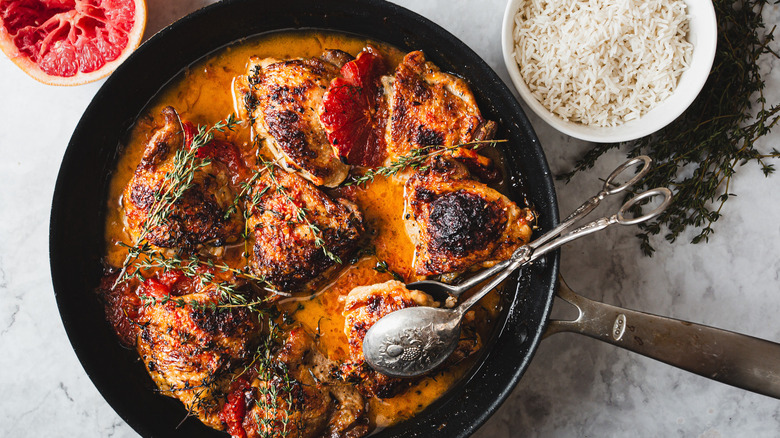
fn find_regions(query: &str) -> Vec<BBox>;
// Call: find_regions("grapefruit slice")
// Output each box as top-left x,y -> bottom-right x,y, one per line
0,0 -> 147,86
320,47 -> 387,167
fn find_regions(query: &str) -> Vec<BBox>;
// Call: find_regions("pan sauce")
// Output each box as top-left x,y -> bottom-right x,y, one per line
103,31 -> 506,433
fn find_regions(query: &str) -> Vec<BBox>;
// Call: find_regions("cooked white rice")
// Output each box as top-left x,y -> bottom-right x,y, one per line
512,0 -> 693,127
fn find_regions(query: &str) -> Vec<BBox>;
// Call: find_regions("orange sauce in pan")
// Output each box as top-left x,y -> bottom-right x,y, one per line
103,31 -> 504,431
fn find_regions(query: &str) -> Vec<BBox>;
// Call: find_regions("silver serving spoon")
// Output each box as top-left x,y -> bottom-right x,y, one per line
362,156 -> 673,378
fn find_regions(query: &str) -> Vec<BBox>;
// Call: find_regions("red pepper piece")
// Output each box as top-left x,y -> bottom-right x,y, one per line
140,277 -> 170,299
196,139 -> 247,184
181,120 -> 247,184
157,269 -> 184,287
219,378 -> 250,438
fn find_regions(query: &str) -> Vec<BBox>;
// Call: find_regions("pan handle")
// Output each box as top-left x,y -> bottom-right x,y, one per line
544,275 -> 780,399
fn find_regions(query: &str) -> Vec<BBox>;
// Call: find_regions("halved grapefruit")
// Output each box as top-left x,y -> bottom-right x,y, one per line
0,0 -> 147,86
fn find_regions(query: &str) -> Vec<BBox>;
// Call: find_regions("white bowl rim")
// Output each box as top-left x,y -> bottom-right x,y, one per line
501,0 -> 718,143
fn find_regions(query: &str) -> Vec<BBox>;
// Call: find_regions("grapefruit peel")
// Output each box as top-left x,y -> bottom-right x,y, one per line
0,0 -> 147,86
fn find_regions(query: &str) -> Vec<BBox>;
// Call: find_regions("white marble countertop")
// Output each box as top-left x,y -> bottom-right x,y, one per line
2,0 -> 779,436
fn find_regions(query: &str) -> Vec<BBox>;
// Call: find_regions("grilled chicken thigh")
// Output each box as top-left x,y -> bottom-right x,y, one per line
340,280 -> 434,398
135,285 -> 261,429
240,328 -> 369,438
122,106 -> 242,252
246,166 -> 364,292
404,156 -> 535,277
238,54 -> 350,187
382,51 -> 497,163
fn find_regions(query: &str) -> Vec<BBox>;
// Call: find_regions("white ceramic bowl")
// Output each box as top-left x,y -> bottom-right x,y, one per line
501,0 -> 717,143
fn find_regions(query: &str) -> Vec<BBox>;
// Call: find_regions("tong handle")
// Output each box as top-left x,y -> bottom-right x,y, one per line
529,188 -> 672,262
535,156 -> 652,249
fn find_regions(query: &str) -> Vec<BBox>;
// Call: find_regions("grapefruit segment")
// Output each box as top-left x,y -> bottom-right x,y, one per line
0,0 -> 146,85
320,47 -> 388,167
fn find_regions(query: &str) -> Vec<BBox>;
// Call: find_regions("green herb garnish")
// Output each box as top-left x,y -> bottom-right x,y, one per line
343,140 -> 506,187
560,0 -> 780,255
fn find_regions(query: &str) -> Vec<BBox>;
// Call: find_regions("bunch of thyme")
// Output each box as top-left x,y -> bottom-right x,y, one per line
560,0 -> 780,255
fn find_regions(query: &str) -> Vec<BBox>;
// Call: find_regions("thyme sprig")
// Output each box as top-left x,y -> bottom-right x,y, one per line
116,114 -> 242,285
239,160 -> 275,261
241,319 -> 300,436
223,157 -> 271,221
259,159 -> 343,264
132,248 -> 288,306
342,139 -> 506,187
559,0 -> 780,255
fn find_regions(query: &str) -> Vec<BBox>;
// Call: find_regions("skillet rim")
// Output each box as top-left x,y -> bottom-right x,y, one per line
49,0 -> 560,436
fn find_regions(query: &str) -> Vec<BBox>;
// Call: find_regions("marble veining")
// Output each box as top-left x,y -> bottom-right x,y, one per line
1,0 -> 779,437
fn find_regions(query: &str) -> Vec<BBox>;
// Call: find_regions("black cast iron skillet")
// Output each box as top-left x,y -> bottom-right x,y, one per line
49,0 -> 559,436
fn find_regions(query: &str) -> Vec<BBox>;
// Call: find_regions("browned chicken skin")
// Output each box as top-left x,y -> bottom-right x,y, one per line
122,106 -> 242,251
246,166 -> 364,292
136,288 -> 261,429
340,280 -> 483,399
241,328 -> 369,438
104,45 -> 525,438
340,280 -> 434,398
404,156 -> 535,277
239,54 -> 350,187
382,51 -> 497,164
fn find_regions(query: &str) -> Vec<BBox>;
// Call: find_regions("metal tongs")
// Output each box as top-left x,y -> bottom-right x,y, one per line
407,155 -> 671,301
363,156 -> 673,377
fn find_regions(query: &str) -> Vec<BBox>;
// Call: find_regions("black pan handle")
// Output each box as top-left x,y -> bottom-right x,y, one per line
544,275 -> 780,399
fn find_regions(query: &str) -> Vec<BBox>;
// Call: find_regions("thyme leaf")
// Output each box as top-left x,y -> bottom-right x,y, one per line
342,140 -> 506,187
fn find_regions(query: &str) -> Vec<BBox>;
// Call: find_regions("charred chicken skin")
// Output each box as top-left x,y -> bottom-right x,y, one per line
122,106 -> 243,252
340,280 -> 482,398
382,51 -> 497,165
134,275 -> 262,430
404,156 -> 535,277
238,53 -> 351,187
225,328 -> 369,438
246,167 -> 364,292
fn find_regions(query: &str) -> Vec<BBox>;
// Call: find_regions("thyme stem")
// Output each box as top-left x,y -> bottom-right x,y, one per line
559,0 -> 780,255
342,140 -> 506,187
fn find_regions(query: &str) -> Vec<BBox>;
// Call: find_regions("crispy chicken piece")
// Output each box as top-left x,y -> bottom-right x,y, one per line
340,280 -> 434,398
340,280 -> 483,398
135,285 -> 261,430
382,51 -> 497,165
238,328 -> 369,438
404,156 -> 535,277
246,167 -> 364,292
122,106 -> 242,251
238,54 -> 350,187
